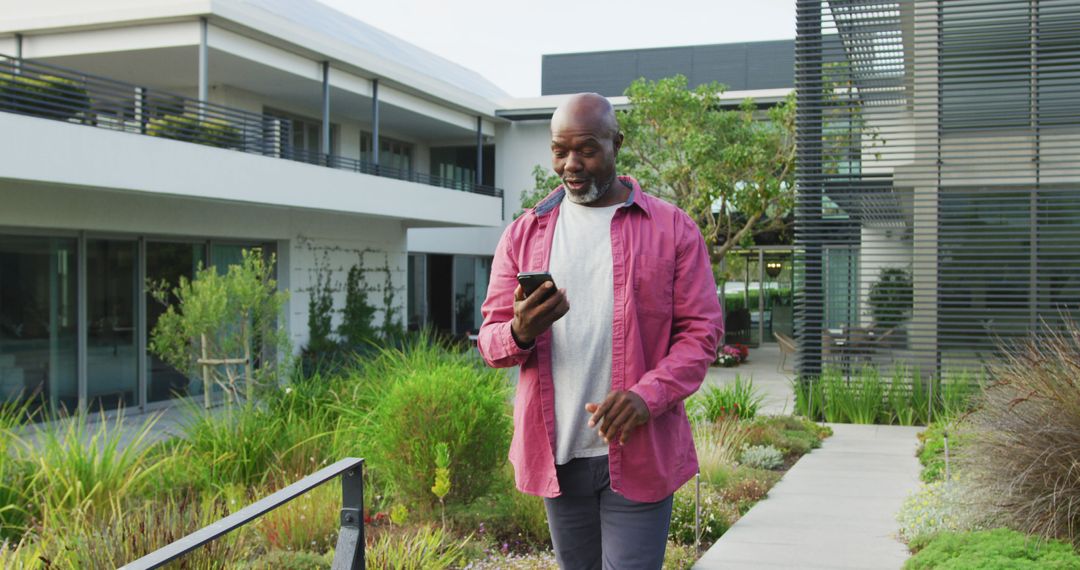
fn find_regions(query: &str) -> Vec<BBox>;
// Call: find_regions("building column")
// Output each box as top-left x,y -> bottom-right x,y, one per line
371,78 -> 380,168
475,116 -> 483,186
198,18 -> 208,120
321,61 -> 331,163
795,0 -> 825,377
13,32 -> 22,74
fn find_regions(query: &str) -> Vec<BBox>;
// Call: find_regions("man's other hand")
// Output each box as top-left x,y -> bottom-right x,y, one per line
511,282 -> 569,347
586,390 -> 650,445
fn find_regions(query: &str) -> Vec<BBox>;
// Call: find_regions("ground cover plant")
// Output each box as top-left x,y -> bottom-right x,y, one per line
904,528 -> 1080,569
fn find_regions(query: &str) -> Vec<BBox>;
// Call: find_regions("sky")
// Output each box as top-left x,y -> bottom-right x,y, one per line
318,0 -> 796,98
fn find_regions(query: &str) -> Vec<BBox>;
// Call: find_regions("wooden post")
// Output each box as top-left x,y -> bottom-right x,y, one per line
201,333 -> 211,410
243,319 -> 253,403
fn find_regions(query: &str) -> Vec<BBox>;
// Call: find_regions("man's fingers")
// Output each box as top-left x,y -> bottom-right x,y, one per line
513,284 -> 525,302
603,405 -> 636,443
589,391 -> 616,428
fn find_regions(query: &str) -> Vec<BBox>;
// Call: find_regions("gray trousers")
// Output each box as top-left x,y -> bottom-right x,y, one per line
543,456 -> 674,570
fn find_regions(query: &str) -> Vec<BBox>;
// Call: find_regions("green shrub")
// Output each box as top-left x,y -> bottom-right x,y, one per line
0,72 -> 90,121
669,481 -> 735,547
739,444 -> 784,470
695,375 -> 763,421
904,528 -> 1080,569
448,464 -> 550,550
346,337 -> 511,506
147,112 -> 242,148
917,421 -> 970,484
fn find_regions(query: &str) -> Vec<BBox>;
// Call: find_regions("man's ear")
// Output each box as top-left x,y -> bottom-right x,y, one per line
613,131 -> 624,155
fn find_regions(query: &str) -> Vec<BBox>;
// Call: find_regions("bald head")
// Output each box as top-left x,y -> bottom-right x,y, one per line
549,93 -> 626,206
551,93 -> 620,139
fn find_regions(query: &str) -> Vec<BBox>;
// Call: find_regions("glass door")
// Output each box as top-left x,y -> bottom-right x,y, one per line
86,238 -> 138,412
146,241 -> 207,404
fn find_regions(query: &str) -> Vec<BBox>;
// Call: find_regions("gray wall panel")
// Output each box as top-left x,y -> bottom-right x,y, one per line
542,40 -> 795,96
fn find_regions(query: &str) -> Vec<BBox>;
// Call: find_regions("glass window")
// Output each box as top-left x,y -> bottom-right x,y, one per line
360,132 -> 413,171
0,235 -> 77,414
453,256 -> 477,335
146,242 -> 206,403
86,239 -> 138,412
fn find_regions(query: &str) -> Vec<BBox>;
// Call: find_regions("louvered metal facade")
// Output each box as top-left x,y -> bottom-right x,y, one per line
795,0 -> 1080,378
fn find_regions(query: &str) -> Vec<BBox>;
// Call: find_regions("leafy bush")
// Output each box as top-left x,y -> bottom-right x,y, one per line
739,444 -> 784,470
669,481 -> 735,547
961,319 -> 1080,549
917,421 -> 969,484
695,375 -> 763,421
867,267 -> 913,330
904,528 -> 1080,569
740,415 -> 828,459
345,337 -> 511,506
147,112 -> 242,148
897,477 -> 990,545
449,465 -> 550,551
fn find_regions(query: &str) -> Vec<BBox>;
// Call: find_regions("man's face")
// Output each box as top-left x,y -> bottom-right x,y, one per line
550,112 -> 622,205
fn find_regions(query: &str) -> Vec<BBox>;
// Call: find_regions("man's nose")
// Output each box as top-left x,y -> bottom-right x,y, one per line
565,152 -> 583,172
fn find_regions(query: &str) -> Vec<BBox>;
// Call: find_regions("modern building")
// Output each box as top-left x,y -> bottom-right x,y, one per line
794,0 -> 1080,378
0,0 -> 512,414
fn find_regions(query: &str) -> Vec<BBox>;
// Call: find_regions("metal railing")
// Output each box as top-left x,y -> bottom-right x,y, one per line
0,54 -> 503,199
119,457 -> 365,570
284,147 -> 504,197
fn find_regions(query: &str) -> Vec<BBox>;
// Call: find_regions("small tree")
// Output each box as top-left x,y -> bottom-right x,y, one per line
618,75 -> 796,261
149,249 -> 290,407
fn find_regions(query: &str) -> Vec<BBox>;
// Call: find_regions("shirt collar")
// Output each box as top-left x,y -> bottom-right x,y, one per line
533,176 -> 651,218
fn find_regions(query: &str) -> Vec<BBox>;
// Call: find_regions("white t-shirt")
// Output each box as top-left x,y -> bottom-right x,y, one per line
548,196 -> 621,464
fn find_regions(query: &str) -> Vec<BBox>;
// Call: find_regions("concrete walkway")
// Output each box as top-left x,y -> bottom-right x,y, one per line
694,423 -> 923,570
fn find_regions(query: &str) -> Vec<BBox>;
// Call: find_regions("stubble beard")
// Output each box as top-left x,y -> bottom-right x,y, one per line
565,175 -> 615,205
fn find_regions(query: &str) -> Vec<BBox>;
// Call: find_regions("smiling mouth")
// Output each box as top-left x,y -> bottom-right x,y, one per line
564,179 -> 589,189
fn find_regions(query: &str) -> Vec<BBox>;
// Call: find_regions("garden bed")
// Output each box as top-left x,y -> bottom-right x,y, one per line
0,340 -> 828,569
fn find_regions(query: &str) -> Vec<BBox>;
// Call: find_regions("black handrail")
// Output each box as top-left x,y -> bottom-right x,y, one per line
118,457 -> 365,570
0,54 -> 503,199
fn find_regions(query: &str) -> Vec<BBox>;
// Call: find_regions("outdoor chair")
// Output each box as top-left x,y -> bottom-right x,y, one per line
773,331 -> 797,373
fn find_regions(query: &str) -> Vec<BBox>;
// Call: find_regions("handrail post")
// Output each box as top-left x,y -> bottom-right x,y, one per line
332,463 -> 365,570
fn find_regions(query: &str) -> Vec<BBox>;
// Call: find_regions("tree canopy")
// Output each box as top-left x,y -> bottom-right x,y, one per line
618,75 -> 795,260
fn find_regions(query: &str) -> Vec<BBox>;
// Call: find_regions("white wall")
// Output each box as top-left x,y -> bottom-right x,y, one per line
0,179 -> 406,352
0,112 -> 502,228
407,118 -> 553,256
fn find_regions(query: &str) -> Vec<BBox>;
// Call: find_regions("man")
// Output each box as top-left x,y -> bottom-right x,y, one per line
477,93 -> 723,569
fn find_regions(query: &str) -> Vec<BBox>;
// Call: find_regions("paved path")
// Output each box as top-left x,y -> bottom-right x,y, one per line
694,423 -> 923,570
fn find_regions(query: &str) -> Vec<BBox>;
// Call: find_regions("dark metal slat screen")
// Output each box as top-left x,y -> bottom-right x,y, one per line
795,0 -> 1080,379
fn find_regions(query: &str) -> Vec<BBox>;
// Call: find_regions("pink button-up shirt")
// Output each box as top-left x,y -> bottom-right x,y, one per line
478,176 -> 723,503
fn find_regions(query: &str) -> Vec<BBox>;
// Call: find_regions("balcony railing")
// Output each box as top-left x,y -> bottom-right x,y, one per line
0,54 -> 503,198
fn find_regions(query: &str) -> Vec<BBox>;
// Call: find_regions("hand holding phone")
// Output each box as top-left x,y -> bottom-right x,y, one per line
512,271 -> 568,346
517,272 -> 556,298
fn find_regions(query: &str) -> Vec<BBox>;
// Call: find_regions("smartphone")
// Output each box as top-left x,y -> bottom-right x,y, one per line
516,271 -> 556,299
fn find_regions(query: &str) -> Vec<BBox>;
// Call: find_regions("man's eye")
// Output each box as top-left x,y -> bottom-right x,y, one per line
553,151 -> 567,158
